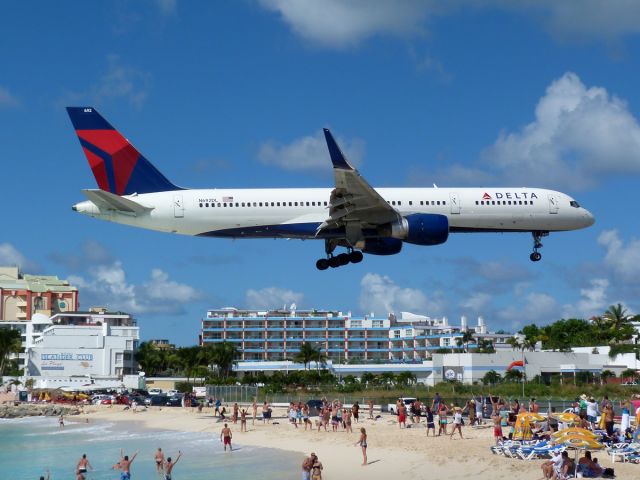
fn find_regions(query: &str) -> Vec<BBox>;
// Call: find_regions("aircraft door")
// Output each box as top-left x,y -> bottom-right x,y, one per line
547,194 -> 559,214
173,194 -> 184,218
449,192 -> 460,214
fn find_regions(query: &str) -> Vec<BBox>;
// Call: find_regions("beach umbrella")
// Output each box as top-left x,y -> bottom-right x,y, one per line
559,436 -> 605,478
513,412 -> 546,440
552,412 -> 581,424
551,427 -> 598,440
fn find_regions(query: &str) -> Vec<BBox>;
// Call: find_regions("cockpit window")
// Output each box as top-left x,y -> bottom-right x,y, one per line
570,200 -> 580,208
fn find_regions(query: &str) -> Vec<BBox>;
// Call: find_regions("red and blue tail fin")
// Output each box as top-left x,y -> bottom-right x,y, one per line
66,107 -> 181,195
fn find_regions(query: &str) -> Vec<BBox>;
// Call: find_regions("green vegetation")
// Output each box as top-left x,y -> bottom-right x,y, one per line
0,328 -> 22,375
519,304 -> 639,355
134,341 -> 239,383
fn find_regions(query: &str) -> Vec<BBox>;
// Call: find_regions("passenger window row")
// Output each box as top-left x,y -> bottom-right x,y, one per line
475,200 -> 534,206
199,201 -> 330,208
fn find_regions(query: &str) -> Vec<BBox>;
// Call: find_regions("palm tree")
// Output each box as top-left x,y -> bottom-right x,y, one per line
134,341 -> 164,376
210,342 -> 238,379
293,342 -> 319,370
395,371 -> 417,386
0,328 -> 22,375
481,370 -> 501,385
506,337 -> 523,351
600,370 -> 615,385
603,304 -> 635,343
176,346 -> 201,384
456,331 -> 475,352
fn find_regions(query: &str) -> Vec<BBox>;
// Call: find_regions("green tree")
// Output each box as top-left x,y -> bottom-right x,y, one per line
600,370 -> 615,384
481,370 -> 501,386
209,342 -> 238,379
456,331 -> 475,353
0,328 -> 22,375
476,339 -> 496,354
395,371 -> 417,386
293,342 -> 320,370
504,369 -> 523,383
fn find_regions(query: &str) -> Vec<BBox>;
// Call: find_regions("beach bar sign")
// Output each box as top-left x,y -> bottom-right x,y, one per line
41,352 -> 94,371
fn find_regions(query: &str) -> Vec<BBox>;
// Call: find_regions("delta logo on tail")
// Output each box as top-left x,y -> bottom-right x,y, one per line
66,107 -> 180,196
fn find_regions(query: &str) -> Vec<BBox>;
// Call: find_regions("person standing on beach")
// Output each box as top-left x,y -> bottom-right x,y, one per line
220,423 -> 233,452
437,402 -> 449,436
354,427 -> 368,466
154,448 -> 165,474
59,414 -> 64,429
311,454 -> 324,480
164,451 -> 182,480
214,398 -> 221,415
398,402 -> 407,428
301,454 -> 314,480
432,392 -> 441,413
368,399 -> 374,419
425,406 -> 435,436
240,408 -> 248,432
450,406 -> 464,439
112,450 -> 138,480
252,399 -> 258,425
76,453 -> 93,479
352,401 -> 360,423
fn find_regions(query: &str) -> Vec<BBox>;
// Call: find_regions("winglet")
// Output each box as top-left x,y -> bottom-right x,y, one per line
323,128 -> 353,170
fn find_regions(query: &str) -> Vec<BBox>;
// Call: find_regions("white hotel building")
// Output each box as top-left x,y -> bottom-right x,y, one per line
25,309 -> 140,388
200,307 -> 513,363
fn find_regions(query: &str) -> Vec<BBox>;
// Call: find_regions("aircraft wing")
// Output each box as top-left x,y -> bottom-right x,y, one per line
318,129 -> 400,235
82,189 -> 153,215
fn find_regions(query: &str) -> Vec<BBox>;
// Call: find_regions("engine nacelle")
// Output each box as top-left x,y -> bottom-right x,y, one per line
383,213 -> 449,246
361,237 -> 403,256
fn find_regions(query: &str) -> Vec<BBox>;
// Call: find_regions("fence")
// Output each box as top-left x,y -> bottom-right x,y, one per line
206,385 -> 259,403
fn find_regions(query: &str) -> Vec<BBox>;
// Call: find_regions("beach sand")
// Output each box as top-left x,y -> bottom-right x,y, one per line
81,405 -> 637,480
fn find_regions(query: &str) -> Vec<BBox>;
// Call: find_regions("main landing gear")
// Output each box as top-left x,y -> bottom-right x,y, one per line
530,231 -> 548,262
316,240 -> 363,270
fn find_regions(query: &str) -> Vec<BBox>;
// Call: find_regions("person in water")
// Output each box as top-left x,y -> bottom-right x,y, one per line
164,451 -> 182,480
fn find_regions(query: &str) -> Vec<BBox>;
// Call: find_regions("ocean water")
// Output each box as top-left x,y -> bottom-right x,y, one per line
0,416 -> 300,480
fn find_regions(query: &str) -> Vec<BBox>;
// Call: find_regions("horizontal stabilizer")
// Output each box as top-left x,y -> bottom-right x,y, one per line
82,189 -> 153,215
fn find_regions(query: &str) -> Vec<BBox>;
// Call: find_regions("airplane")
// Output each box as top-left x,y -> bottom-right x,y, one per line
66,107 -> 595,270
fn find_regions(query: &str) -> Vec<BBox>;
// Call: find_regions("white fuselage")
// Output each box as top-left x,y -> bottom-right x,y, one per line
73,186 -> 595,239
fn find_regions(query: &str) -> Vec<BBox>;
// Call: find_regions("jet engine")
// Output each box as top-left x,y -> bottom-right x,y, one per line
381,213 -> 449,246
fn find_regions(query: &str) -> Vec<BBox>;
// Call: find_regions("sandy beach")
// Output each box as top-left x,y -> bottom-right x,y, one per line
75,405 -> 637,479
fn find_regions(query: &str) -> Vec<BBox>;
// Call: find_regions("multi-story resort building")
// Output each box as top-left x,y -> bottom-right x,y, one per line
200,307 -> 513,363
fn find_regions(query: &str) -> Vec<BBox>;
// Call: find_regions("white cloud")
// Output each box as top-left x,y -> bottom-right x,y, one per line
257,130 -> 365,172
259,0 -> 434,48
598,230 -> 640,283
259,1 -> 640,48
60,55 -> 151,108
498,292 -> 558,328
562,278 -> 609,319
0,86 -> 19,108
359,272 -> 443,316
70,262 -> 201,315
459,292 -> 492,312
0,243 -> 30,269
245,287 -> 304,310
482,72 -> 640,190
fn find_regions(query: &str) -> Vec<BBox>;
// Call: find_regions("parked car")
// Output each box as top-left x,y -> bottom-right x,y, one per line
305,399 -> 324,416
166,395 -> 199,407
387,397 -> 417,414
148,388 -> 163,395
145,394 -> 169,406
167,389 -> 179,396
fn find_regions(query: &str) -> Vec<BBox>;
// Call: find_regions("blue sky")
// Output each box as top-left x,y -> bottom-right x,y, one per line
2,1 -> 640,345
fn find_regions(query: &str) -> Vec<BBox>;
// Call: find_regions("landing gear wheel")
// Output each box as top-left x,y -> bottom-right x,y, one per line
328,256 -> 341,268
349,250 -> 364,263
316,258 -> 329,270
530,252 -> 542,262
337,253 -> 350,266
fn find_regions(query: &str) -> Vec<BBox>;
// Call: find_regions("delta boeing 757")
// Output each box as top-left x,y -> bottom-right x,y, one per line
67,107 -> 594,270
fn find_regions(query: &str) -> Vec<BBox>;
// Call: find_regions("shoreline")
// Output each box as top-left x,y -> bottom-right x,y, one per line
78,405 -> 639,480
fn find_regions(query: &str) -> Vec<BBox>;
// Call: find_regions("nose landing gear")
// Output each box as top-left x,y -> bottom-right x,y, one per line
529,231 -> 548,262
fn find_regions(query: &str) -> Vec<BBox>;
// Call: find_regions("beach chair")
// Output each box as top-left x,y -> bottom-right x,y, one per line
607,442 -> 640,463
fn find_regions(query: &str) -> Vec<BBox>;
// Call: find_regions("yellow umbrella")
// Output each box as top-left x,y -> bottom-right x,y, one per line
553,412 -> 581,424
552,427 -> 598,439
513,412 -> 548,440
